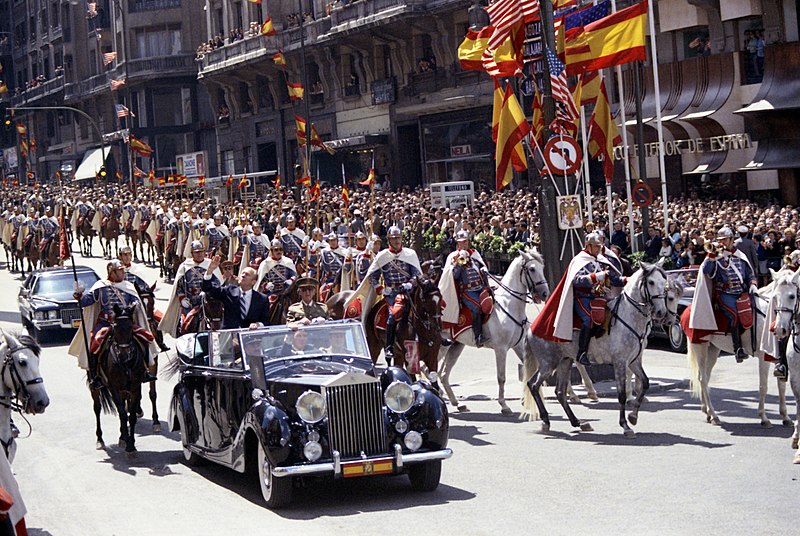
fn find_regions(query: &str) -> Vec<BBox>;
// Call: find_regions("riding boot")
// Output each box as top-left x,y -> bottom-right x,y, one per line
88,354 -> 103,390
385,316 -> 396,361
158,340 -> 171,352
731,328 -> 748,363
576,326 -> 593,367
774,337 -> 789,381
473,314 -> 489,347
142,370 -> 158,383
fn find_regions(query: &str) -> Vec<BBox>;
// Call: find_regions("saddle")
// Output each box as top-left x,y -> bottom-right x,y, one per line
39,237 -> 53,253
445,308 -> 489,339
102,217 -> 109,227
91,324 -> 154,354
180,306 -> 202,334
679,306 -> 732,344
139,220 -> 150,232
76,216 -> 85,227
10,231 -> 18,243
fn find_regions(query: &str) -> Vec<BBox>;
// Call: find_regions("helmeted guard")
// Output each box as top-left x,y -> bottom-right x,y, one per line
205,212 -> 230,257
319,232 -> 348,298
286,277 -> 330,324
350,231 -> 369,285
229,218 -> 248,267
22,207 -> 38,256
10,207 -> 25,252
440,230 -> 492,346
159,240 -> 223,337
691,226 -> 758,363
98,197 -> 112,226
121,199 -> 137,234
256,239 -> 298,300
68,260 -> 158,388
279,215 -> 307,266
239,220 -> 271,273
38,206 -> 58,254
306,227 -> 325,279
366,226 -> 422,359
72,194 -> 95,229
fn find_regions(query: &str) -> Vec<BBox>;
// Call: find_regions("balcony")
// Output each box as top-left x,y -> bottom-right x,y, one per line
10,75 -> 65,106
125,54 -> 196,79
64,73 -> 109,100
328,0 -> 428,33
405,69 -> 450,96
129,0 -> 181,13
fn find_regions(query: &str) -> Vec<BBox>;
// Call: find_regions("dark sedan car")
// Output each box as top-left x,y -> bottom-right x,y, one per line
169,320 -> 452,508
649,266 -> 698,353
18,266 -> 100,342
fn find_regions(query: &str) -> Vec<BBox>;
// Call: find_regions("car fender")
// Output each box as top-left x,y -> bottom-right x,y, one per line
169,382 -> 200,445
380,366 -> 413,391
407,385 -> 450,450
240,399 -> 292,468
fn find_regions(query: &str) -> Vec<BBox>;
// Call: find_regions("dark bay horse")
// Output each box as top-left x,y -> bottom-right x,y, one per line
137,283 -> 165,432
183,294 -> 225,333
77,210 -> 97,257
100,208 -> 122,259
92,303 -> 148,457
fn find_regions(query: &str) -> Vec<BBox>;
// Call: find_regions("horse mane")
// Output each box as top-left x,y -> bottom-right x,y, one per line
10,332 -> 42,357
524,247 -> 545,268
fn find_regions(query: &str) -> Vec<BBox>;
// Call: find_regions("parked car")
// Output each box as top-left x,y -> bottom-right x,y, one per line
169,320 -> 452,508
18,266 -> 101,342
649,266 -> 698,353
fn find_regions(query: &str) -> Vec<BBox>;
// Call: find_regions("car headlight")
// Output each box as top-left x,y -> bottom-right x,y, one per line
48,310 -> 58,320
404,431 -> 423,451
296,391 -> 326,424
303,441 -> 323,462
385,381 -> 414,414
34,311 -> 45,321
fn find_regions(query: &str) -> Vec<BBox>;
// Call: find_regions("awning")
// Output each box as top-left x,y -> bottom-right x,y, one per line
73,148 -> 109,180
325,134 -> 388,151
740,139 -> 800,171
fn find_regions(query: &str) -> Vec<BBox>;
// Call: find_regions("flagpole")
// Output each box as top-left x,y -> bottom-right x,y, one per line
608,0 -> 636,252
579,105 -> 592,223
646,0 -> 669,234
369,151 -> 375,233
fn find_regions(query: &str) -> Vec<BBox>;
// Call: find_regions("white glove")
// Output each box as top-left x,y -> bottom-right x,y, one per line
302,236 -> 309,245
595,271 -> 606,283
311,317 -> 326,325
401,282 -> 413,292
383,286 -> 393,295
480,267 -> 489,275
284,280 -> 293,286
266,282 -> 275,292
749,284 -> 758,295
181,298 -> 191,308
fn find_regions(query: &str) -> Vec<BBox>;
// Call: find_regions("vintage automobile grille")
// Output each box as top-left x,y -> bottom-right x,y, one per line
325,383 -> 386,458
60,308 -> 81,325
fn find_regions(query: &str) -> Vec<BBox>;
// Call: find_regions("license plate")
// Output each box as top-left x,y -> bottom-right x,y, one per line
72,319 -> 81,328
342,457 -> 394,478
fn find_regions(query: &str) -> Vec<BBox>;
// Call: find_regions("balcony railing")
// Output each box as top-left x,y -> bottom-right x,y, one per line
125,54 -> 196,78
64,73 -> 109,100
129,0 -> 181,13
10,75 -> 65,106
330,0 -> 428,28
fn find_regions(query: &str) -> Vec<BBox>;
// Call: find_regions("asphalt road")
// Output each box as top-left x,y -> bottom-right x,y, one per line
2,243 -> 798,536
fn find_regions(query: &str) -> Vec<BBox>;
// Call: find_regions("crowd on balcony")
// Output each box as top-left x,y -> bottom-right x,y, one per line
743,29 -> 765,84
286,12 -> 316,28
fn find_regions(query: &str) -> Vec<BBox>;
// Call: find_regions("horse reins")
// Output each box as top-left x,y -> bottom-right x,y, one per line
485,258 -> 545,348
608,270 -> 668,360
0,345 -> 44,421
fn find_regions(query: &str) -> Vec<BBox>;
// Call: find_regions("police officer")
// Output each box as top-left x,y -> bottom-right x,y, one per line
366,226 -> 422,359
701,226 -> 758,362
286,277 -> 330,324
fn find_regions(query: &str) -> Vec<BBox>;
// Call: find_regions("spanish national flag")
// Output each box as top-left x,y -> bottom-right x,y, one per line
295,115 -> 307,145
129,134 -> 154,157
531,79 -> 545,147
359,168 -> 375,186
16,123 -> 27,136
225,174 -> 233,187
261,16 -> 276,36
177,175 -> 187,185
564,0 -> 648,76
238,175 -> 248,190
495,85 -> 530,191
167,174 -> 175,183
457,26 -> 492,72
273,174 -> 281,188
197,175 -> 206,187
246,0 -> 261,3
342,184 -> 350,207
297,175 -> 311,187
0,82 -> 8,95
272,51 -> 286,67
158,176 -> 166,186
309,181 -> 320,202
310,124 -> 336,155
587,78 -> 621,185
491,79 -> 503,142
287,82 -> 304,101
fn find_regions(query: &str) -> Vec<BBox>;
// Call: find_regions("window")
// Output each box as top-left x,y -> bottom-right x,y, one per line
243,146 -> 252,173
135,27 -> 181,58
238,82 -> 252,114
181,87 -> 193,124
375,44 -> 393,79
152,88 -> 186,126
223,150 -> 235,175
256,77 -> 272,110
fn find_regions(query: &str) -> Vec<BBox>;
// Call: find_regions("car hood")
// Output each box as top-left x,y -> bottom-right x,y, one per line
264,358 -> 374,384
29,297 -> 75,308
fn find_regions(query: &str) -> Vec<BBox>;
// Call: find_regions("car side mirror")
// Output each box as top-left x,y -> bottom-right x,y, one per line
20,288 -> 29,298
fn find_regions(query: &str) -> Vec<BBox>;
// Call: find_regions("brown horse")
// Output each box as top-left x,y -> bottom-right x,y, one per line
183,294 -> 225,333
77,210 -> 97,257
137,282 -> 164,433
100,208 -> 121,259
329,276 -> 443,375
39,233 -> 61,268
130,224 -> 157,266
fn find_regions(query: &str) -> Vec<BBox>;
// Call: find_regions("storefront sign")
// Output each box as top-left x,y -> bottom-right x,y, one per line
613,133 -> 753,160
450,145 -> 472,157
371,77 -> 396,105
176,151 -> 207,177
430,181 -> 475,209
2,147 -> 18,171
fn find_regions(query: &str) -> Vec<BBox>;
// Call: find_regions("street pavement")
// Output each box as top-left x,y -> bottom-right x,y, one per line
2,243 -> 798,536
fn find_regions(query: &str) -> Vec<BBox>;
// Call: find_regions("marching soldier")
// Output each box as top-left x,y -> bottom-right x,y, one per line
159,240 -> 222,337
286,277 -> 330,324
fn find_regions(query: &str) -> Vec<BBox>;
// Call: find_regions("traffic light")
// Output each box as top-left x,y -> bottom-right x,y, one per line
98,166 -> 107,178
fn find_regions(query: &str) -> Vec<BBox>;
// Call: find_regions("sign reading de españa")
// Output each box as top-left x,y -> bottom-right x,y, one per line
613,133 -> 753,160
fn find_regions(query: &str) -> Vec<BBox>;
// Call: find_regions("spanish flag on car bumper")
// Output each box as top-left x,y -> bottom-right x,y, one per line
564,0 -> 647,77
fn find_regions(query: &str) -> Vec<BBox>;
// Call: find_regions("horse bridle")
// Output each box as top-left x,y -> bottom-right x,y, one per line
486,257 -> 546,305
0,344 -> 44,413
407,281 -> 442,340
611,270 -> 669,359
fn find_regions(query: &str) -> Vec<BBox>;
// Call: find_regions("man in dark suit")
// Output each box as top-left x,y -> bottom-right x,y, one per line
202,255 -> 270,329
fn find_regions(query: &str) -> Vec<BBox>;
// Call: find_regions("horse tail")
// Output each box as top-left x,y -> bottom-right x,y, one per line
519,336 -> 540,422
687,342 -> 703,398
91,382 -> 117,415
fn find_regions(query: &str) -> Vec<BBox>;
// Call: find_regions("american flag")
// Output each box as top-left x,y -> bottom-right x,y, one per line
564,0 -> 611,31
110,78 -> 126,91
484,0 -> 539,50
115,104 -> 134,118
103,51 -> 117,65
545,47 -> 579,124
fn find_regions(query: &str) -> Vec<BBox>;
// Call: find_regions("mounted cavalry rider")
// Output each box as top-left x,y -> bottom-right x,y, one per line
256,238 -> 298,300
319,232 -> 352,300
239,220 -> 271,274
532,232 -> 626,366
229,216 -> 249,267
9,207 -> 24,251
73,194 -> 95,229
366,226 -> 422,359
279,214 -> 307,267
690,226 -> 757,363
38,206 -> 58,254
306,228 -> 325,279
440,230 -> 492,346
350,231 -> 370,285
22,207 -> 39,256
98,196 -> 112,226
205,212 -> 229,257
68,260 -> 158,388
159,240 -> 223,337
122,198 -> 137,234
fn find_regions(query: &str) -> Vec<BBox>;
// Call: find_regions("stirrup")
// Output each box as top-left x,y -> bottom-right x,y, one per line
773,363 -> 788,380
384,347 -> 394,360
734,348 -> 748,363
89,376 -> 103,390
576,352 -> 592,367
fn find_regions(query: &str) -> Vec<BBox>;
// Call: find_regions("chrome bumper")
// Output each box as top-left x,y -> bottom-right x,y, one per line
271,445 -> 453,478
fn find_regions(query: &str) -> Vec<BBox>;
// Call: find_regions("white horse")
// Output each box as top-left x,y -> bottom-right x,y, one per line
786,276 -> 800,462
522,263 -> 673,437
438,251 -> 549,415
687,270 -> 792,427
0,330 -> 50,463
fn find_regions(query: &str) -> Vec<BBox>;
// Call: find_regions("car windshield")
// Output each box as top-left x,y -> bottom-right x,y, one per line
33,271 -> 99,301
669,268 -> 698,288
239,322 -> 370,364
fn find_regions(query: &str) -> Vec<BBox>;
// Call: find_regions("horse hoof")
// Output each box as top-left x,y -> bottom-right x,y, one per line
706,415 -> 712,423
791,438 -> 799,450
761,420 -> 773,429
500,407 -> 514,416
118,439 -> 126,448
540,423 -> 550,432
793,452 -> 800,464
96,441 -> 105,450
712,417 -> 721,426
456,405 -> 469,412
628,415 -> 638,426
782,419 -> 793,428
623,429 -> 636,439
126,450 -> 138,460
588,393 -> 599,402
579,422 -> 593,432
569,396 -> 580,404
153,423 -> 162,433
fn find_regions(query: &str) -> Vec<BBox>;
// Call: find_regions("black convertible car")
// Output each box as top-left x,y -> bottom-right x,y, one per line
169,320 -> 452,508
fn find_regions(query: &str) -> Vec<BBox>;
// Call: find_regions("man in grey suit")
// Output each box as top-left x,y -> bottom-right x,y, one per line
734,224 -> 759,276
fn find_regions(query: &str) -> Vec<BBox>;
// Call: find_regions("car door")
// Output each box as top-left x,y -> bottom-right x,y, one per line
180,332 -> 213,450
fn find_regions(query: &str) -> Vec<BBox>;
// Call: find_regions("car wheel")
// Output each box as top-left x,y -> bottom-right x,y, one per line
256,441 -> 292,508
668,322 -> 687,353
408,460 -> 442,492
180,432 -> 202,467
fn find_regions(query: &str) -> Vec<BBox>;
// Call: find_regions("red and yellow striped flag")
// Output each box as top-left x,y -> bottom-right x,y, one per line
225,174 -> 233,187
261,16 -> 276,36
495,85 -> 530,191
287,82 -> 304,101
272,51 -> 286,67
238,175 -> 248,189
273,174 -> 281,188
359,168 -> 375,186
197,175 -> 206,187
